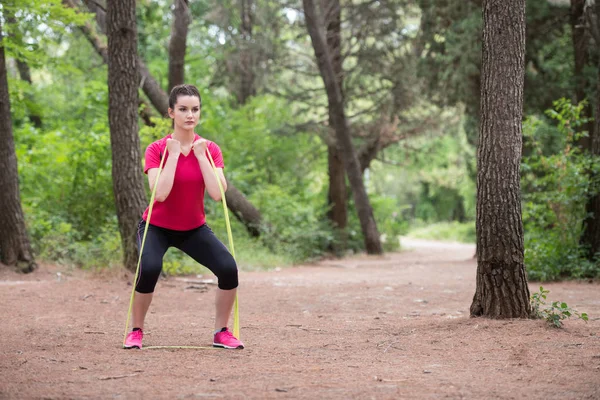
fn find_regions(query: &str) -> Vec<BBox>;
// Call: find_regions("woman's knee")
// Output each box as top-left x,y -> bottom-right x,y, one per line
135,259 -> 162,293
216,256 -> 238,290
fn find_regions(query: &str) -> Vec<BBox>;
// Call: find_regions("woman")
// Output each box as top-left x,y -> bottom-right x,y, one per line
124,84 -> 243,350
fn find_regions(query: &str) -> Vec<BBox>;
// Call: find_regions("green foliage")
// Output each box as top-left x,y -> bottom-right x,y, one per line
417,0 -> 574,143
25,210 -> 122,270
250,185 -> 335,262
406,221 -> 475,244
9,0 -> 589,279
2,0 -> 90,65
15,78 -> 115,240
522,99 -> 600,281
199,95 -> 325,197
417,0 -> 481,113
370,196 -> 409,251
523,1 -> 573,115
531,286 -> 589,328
370,109 -> 475,227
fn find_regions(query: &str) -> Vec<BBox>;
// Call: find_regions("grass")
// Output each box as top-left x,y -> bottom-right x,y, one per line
406,221 -> 475,244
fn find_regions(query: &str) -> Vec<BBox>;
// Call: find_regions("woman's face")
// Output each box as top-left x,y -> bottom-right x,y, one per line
169,95 -> 201,131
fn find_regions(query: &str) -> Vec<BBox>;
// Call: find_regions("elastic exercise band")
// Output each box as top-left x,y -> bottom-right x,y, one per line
206,149 -> 240,339
144,345 -> 219,350
122,148 -> 168,348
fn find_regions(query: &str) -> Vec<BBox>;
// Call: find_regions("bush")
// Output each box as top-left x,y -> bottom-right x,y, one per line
250,185 -> 336,262
370,195 -> 409,251
522,99 -> 600,281
406,221 -> 475,243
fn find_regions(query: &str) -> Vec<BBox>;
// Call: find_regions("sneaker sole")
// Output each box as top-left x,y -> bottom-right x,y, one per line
123,345 -> 142,349
212,343 -> 244,349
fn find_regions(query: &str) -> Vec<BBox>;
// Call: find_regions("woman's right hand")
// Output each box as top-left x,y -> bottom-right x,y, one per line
166,138 -> 181,156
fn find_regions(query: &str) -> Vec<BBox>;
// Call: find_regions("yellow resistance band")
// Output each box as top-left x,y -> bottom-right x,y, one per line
205,149 -> 240,339
123,144 -> 240,349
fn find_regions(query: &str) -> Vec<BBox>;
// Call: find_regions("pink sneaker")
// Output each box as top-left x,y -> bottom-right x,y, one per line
213,328 -> 244,349
124,329 -> 143,349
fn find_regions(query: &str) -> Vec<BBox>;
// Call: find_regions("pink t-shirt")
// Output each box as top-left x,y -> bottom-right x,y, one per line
141,134 -> 224,231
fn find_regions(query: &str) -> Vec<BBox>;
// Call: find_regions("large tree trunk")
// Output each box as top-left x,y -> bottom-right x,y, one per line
571,0 -> 594,149
323,0 -> 347,248
168,0 -> 191,92
67,0 -> 265,238
106,0 -> 148,271
581,1 -> 600,260
470,0 -> 530,318
303,0 -> 382,254
0,18 -> 36,272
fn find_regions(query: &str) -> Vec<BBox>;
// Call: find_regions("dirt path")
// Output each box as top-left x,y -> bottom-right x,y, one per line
1,239 -> 599,399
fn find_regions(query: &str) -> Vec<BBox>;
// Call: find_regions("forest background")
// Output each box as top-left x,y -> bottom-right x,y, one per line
2,0 -> 600,283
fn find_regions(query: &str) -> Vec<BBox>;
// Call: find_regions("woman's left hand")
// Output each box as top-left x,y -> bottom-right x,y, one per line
191,139 -> 208,159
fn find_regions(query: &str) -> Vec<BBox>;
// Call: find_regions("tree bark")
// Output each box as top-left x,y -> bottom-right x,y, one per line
470,0 -> 530,318
327,147 -> 347,230
303,0 -> 382,254
106,0 -> 148,271
581,1 -> 600,260
322,0 -> 347,247
168,0 -> 191,92
68,0 -> 265,238
0,18 -> 36,272
570,0 -> 593,149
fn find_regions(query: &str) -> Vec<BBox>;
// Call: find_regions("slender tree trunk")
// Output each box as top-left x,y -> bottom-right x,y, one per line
238,0 -> 256,104
470,0 -> 530,318
4,14 -> 42,129
581,1 -> 600,260
66,0 -> 265,238
0,19 -> 36,272
15,60 -> 42,128
323,0 -> 348,249
303,0 -> 382,254
571,0 -> 594,149
83,0 -> 106,31
327,148 -> 347,235
106,0 -> 148,271
168,0 -> 190,92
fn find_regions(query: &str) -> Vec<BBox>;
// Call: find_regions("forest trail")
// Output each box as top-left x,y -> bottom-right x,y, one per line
1,239 -> 599,399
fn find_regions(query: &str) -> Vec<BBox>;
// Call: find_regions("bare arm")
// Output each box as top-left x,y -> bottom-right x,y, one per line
198,158 -> 227,201
148,139 -> 181,202
192,139 -> 227,201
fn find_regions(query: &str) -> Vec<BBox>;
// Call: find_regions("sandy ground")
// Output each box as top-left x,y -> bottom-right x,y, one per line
0,238 -> 599,399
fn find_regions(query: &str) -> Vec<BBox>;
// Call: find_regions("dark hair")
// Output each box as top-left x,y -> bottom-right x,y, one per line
168,84 -> 202,110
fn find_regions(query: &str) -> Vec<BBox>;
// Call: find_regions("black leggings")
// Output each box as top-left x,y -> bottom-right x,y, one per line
135,220 -> 238,293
